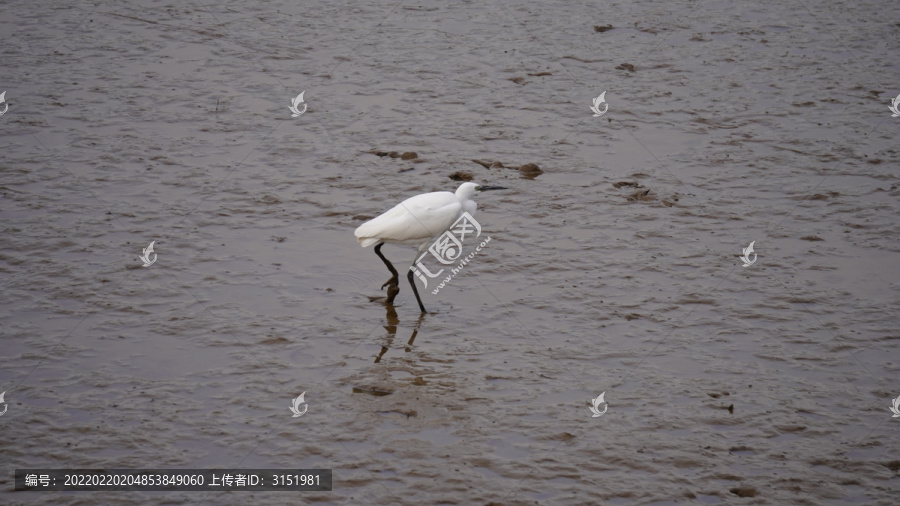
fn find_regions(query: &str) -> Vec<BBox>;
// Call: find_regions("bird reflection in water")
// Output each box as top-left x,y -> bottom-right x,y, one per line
374,303 -> 425,363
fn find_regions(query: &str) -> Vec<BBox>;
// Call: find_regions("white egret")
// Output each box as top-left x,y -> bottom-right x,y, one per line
354,182 -> 505,312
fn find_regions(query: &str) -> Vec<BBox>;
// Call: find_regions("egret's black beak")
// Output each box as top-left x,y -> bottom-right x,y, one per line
478,185 -> 507,191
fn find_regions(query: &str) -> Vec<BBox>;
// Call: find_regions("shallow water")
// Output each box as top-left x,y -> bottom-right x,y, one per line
1,0 -> 899,504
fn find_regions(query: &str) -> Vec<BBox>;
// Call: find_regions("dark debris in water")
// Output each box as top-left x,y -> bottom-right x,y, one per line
613,181 -> 679,206
353,386 -> 393,397
376,409 -> 417,418
471,159 -> 543,179
802,192 -> 839,200
545,432 -> 575,442
594,24 -> 614,33
367,150 -> 418,160
627,188 -> 653,201
661,198 -> 679,207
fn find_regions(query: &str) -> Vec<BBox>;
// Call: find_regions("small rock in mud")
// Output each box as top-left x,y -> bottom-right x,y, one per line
616,63 -> 636,72
519,163 -> 543,179
449,171 -> 474,181
400,151 -> 418,160
259,336 -> 291,345
257,194 -> 281,205
613,181 -> 643,189
594,24 -> 614,33
627,188 -> 653,201
729,486 -> 757,498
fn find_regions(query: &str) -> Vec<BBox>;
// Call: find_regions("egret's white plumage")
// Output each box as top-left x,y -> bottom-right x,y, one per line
354,182 -> 503,313
355,182 -> 480,251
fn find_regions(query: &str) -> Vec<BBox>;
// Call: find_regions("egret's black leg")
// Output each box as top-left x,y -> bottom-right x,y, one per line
407,268 -> 427,313
374,242 -> 400,304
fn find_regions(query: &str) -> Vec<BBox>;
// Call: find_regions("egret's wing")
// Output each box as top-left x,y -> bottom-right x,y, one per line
355,191 -> 461,246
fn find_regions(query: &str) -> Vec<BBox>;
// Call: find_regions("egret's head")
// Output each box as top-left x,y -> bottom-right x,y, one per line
455,182 -> 479,200
456,182 -> 506,200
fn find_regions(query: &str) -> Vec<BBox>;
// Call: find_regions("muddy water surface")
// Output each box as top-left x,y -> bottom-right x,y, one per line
1,0 -> 899,504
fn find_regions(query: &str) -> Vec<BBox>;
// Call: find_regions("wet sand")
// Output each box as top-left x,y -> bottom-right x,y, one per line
1,0 -> 899,504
